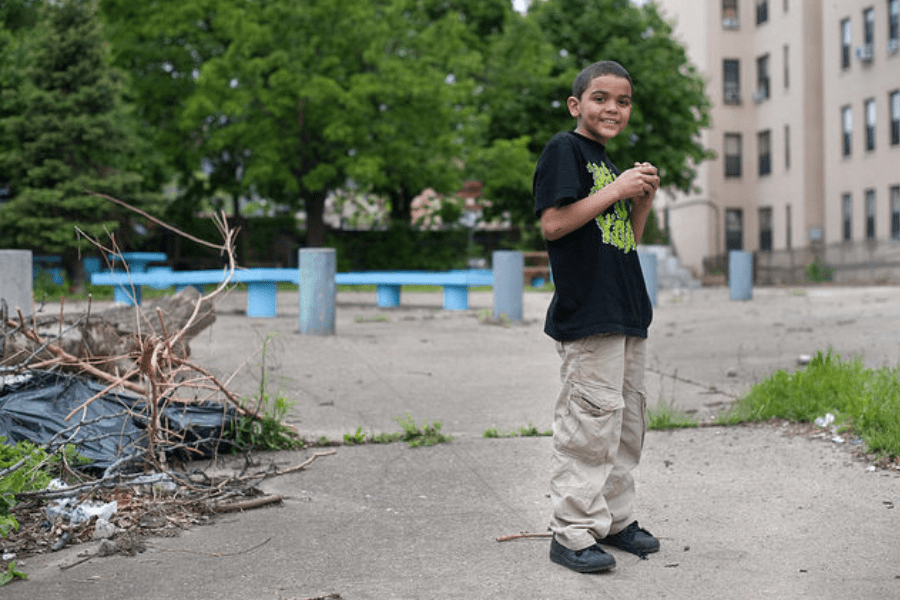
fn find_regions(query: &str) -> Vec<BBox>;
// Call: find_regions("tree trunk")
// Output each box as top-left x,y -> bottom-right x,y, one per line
304,192 -> 327,247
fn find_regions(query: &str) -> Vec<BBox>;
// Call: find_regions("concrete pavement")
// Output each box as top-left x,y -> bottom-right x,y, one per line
5,285 -> 900,599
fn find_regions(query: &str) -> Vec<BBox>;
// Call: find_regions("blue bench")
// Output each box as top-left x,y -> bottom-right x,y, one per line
91,268 -> 493,317
91,268 -> 299,318
334,269 -> 493,310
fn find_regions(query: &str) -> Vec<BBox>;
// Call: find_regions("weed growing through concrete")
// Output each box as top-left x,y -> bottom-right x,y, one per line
646,402 -> 699,430
354,314 -> 391,323
230,334 -> 304,451
718,350 -> 900,459
339,414 -> 453,448
483,423 -> 551,438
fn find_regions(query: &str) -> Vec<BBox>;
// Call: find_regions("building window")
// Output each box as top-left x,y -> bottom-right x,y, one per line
786,204 -> 792,249
843,193 -> 853,241
724,59 -> 741,103
891,90 -> 900,145
865,98 -> 877,151
759,207 -> 773,251
723,0 -> 739,28
864,7 -> 875,46
726,208 -> 743,251
866,189 -> 877,239
758,130 -> 771,176
755,54 -> 770,102
756,0 -> 768,25
842,18 -> 852,69
784,124 -> 791,169
842,105 -> 853,156
891,185 -> 900,240
890,0 -> 899,53
783,44 -> 789,89
725,133 -> 742,177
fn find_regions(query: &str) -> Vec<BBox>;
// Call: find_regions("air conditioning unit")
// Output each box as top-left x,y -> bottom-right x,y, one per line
753,90 -> 767,104
889,39 -> 899,55
722,17 -> 739,29
724,90 -> 741,103
856,44 -> 874,62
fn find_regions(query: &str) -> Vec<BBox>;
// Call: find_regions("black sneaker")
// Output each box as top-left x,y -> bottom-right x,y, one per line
549,538 -> 616,573
601,521 -> 660,557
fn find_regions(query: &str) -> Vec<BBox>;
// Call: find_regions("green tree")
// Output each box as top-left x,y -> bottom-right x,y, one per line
100,0 -> 520,248
0,0 -> 162,285
481,0 -> 713,225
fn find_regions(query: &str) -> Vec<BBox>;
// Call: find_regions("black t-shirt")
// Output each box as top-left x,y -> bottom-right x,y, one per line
533,131 -> 652,341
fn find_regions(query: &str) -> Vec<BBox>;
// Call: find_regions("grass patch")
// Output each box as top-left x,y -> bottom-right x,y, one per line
341,414 -> 453,448
354,314 -> 391,323
483,423 -> 551,438
717,350 -> 900,459
647,402 -> 700,430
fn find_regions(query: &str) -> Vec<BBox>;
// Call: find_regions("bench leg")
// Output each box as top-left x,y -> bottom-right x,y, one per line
247,282 -> 278,318
114,284 -> 141,306
376,284 -> 401,307
443,285 -> 468,310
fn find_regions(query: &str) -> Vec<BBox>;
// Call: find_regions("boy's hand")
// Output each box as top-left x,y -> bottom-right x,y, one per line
631,162 -> 660,200
614,162 -> 659,200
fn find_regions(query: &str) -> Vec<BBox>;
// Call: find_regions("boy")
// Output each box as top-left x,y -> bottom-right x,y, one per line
533,60 -> 660,574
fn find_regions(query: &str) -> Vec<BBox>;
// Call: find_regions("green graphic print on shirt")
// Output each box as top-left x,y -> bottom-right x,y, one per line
587,161 -> 636,253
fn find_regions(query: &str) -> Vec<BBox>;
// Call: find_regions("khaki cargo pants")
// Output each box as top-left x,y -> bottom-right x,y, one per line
549,333 -> 648,551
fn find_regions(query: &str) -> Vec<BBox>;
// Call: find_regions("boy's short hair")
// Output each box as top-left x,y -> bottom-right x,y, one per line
572,61 -> 633,99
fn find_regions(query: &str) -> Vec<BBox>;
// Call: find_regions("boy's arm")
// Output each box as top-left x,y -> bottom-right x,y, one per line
540,163 -> 659,241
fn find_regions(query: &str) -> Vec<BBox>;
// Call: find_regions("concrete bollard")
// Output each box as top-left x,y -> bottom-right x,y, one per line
729,250 -> 753,301
638,250 -> 658,307
0,250 -> 33,318
299,248 -> 336,335
492,250 -> 523,322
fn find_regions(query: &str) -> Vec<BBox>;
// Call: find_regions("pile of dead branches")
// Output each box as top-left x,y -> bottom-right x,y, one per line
0,203 -> 322,564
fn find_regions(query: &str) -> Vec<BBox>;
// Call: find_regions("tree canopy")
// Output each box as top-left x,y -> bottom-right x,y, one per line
1,0 -> 711,259
0,0 -> 162,281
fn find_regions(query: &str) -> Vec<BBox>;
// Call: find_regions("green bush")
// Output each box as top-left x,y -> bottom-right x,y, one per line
327,222 -> 471,272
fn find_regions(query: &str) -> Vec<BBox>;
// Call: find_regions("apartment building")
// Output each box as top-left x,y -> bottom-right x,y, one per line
652,0 -> 900,284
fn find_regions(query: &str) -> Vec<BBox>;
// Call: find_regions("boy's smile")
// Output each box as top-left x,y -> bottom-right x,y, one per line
567,75 -> 632,145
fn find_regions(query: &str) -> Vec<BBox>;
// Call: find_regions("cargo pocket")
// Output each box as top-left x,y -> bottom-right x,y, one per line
554,388 -> 623,467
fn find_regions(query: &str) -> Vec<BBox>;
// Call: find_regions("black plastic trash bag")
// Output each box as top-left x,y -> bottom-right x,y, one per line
0,371 -> 236,472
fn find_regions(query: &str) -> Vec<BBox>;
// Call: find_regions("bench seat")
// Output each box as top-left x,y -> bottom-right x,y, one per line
91,268 -> 493,317
335,269 -> 493,310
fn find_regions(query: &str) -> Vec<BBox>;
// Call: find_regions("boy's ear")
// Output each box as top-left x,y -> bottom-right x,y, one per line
566,96 -> 581,118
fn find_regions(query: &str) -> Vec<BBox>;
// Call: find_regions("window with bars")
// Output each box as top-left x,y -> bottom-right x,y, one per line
842,105 -> 853,156
758,130 -> 771,176
843,194 -> 853,241
755,54 -> 770,101
864,7 -> 875,46
783,44 -> 789,89
784,124 -> 791,170
725,133 -> 742,177
890,0 -> 899,52
866,189 -> 877,239
759,207 -> 773,251
726,208 -> 743,251
724,59 -> 741,103
723,0 -> 739,28
756,0 -> 768,25
842,18 -> 852,69
786,204 -> 792,249
891,186 -> 900,240
865,98 -> 877,151
891,90 -> 900,146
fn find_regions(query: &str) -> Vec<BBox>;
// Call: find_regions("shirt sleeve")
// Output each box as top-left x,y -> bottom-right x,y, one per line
533,134 -> 581,218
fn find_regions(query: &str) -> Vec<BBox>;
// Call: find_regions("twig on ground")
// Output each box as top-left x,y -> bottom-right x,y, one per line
495,531 -> 552,542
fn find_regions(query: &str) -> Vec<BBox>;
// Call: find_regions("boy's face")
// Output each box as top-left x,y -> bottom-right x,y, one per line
567,74 -> 632,145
